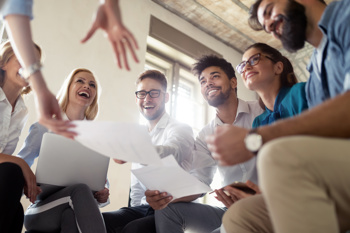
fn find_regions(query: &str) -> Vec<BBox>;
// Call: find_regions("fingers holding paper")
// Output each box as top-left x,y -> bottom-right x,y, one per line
145,190 -> 173,210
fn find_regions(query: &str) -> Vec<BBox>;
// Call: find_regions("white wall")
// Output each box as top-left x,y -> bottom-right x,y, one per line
18,0 -> 257,229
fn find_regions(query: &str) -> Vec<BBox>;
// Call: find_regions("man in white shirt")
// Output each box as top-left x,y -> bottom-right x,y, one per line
145,55 -> 263,233
102,70 -> 194,233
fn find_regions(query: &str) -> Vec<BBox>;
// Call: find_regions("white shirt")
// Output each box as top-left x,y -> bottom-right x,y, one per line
0,87 -> 28,155
191,98 -> 264,187
130,113 -> 194,207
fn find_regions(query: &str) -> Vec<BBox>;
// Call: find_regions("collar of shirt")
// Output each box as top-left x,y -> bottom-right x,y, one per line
214,98 -> 251,126
149,112 -> 169,135
0,87 -> 26,115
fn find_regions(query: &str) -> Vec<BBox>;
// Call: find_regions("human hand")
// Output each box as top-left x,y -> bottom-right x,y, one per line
94,188 -> 110,203
145,189 -> 173,210
81,1 -> 139,70
214,188 -> 238,208
113,159 -> 126,164
206,125 -> 254,166
17,158 -> 41,203
35,88 -> 76,139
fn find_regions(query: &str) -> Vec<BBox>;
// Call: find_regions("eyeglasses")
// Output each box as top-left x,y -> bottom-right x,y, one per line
236,53 -> 276,74
135,90 -> 162,99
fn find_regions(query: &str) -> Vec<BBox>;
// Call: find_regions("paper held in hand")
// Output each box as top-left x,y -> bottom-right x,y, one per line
72,121 -> 162,165
131,155 -> 212,199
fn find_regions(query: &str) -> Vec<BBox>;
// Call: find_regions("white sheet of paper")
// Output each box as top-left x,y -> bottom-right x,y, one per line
73,121 -> 161,165
131,155 -> 212,199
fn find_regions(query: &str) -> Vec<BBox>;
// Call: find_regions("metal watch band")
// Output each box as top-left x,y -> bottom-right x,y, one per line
19,62 -> 42,80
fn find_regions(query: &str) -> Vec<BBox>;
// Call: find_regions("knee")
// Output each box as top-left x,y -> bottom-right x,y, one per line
71,183 -> 91,194
223,199 -> 247,230
258,137 -> 303,174
155,203 -> 180,221
0,162 -> 24,189
0,162 -> 23,180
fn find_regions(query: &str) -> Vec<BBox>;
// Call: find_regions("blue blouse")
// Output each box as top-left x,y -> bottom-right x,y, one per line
253,82 -> 308,128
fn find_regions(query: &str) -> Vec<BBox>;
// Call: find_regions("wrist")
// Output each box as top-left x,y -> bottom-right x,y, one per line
244,128 -> 263,155
19,61 -> 42,81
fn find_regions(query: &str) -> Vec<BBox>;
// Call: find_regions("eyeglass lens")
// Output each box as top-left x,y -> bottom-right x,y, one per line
237,53 -> 261,74
136,90 -> 161,99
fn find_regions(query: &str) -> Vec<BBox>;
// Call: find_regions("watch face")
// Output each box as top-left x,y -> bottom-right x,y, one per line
245,133 -> 263,152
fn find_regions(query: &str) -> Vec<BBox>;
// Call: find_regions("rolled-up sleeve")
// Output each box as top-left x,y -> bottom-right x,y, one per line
1,0 -> 33,19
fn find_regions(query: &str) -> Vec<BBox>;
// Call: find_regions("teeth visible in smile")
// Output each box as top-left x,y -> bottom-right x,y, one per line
78,91 -> 90,98
208,89 -> 218,95
144,105 -> 155,109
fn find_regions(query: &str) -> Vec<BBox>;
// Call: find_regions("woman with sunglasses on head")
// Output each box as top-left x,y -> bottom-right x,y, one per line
0,41 -> 42,233
17,68 -> 108,233
214,43 -> 308,208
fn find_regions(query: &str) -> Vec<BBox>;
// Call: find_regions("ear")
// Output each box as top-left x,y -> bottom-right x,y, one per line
274,61 -> 283,75
164,92 -> 170,103
230,77 -> 238,90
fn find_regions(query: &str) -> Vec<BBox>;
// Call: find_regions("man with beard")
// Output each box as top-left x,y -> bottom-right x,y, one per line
102,70 -> 194,233
206,0 -> 350,233
145,55 -> 263,233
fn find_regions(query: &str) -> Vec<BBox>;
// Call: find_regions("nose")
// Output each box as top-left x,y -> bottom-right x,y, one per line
264,18 -> 275,33
144,93 -> 152,101
243,62 -> 253,74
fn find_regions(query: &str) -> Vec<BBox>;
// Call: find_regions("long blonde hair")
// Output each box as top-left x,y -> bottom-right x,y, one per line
0,40 -> 42,95
56,68 -> 100,120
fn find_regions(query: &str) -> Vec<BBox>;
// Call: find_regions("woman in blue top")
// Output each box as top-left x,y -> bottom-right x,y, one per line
237,43 -> 308,127
18,68 -> 108,233
214,43 -> 308,206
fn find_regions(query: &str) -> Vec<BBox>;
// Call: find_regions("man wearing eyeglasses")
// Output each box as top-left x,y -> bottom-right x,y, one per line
102,69 -> 194,233
206,0 -> 350,233
147,55 -> 264,233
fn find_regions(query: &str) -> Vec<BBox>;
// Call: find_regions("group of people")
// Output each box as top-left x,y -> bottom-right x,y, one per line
1,0 -> 349,232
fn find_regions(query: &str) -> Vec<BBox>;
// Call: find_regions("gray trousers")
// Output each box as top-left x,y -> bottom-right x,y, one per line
155,202 -> 226,233
24,183 -> 106,233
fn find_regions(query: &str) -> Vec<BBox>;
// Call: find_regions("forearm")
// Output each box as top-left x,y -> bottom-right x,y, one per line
0,153 -> 26,168
259,91 -> 350,143
5,15 -> 47,92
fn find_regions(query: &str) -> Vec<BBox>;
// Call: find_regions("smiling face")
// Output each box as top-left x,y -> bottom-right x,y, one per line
241,47 -> 281,91
68,71 -> 97,108
199,66 -> 237,107
2,55 -> 27,89
257,0 -> 307,52
136,77 -> 169,122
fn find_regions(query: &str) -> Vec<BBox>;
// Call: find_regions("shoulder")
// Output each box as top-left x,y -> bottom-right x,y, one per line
240,99 -> 264,117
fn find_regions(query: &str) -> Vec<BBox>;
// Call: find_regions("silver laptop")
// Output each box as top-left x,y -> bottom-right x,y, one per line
36,133 -> 110,193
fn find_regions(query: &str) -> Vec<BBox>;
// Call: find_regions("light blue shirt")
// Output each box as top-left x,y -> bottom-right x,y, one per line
1,0 -> 33,19
305,0 -> 350,108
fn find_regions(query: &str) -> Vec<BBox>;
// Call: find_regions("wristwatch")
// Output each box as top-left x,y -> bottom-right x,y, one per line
244,128 -> 263,155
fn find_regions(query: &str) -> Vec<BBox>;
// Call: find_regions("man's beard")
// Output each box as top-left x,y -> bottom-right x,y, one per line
208,87 -> 232,107
142,105 -> 165,121
278,0 -> 307,52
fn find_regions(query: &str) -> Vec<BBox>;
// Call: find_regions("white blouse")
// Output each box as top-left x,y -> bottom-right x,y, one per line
0,87 -> 28,155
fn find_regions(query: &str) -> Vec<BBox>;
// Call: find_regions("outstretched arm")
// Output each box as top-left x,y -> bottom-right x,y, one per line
4,15 -> 76,138
207,91 -> 350,166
